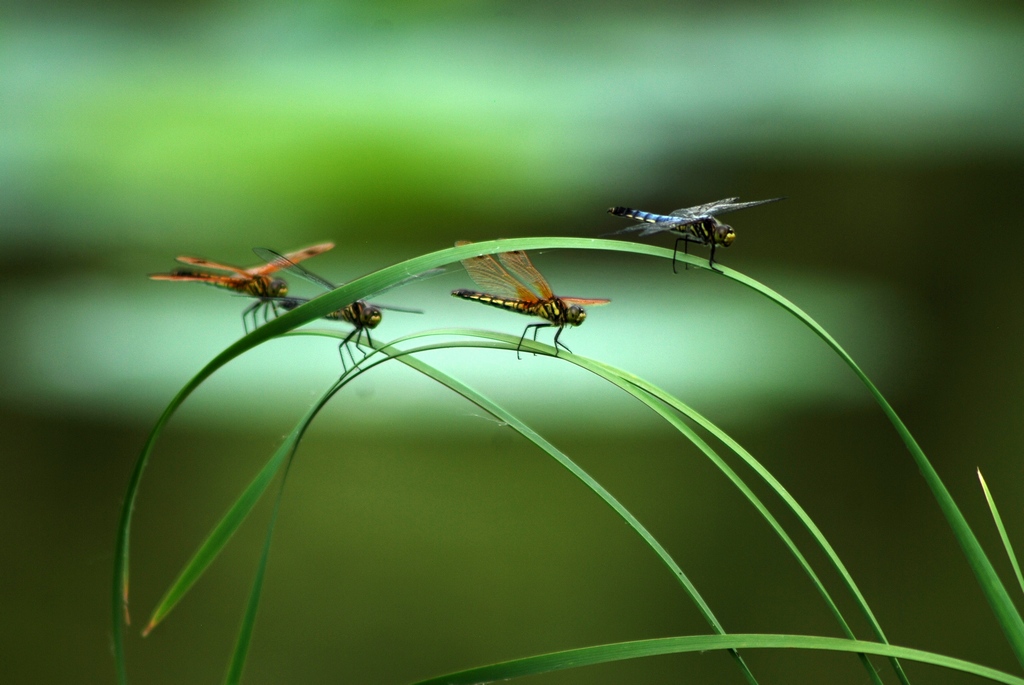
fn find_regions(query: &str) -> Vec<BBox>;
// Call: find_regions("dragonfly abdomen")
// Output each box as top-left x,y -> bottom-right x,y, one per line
452,290 -> 535,316
608,207 -> 670,224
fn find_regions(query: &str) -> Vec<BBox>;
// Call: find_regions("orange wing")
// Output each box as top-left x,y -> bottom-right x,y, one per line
249,242 -> 335,276
456,240 -> 538,302
560,297 -> 611,306
496,250 -> 554,300
149,271 -> 247,288
173,256 -> 250,277
172,242 -> 335,278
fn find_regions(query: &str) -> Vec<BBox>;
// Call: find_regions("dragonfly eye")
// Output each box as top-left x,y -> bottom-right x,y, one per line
567,305 -> 586,325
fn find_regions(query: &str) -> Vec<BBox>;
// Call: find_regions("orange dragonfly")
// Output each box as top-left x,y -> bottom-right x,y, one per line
150,242 -> 334,332
451,240 -> 610,358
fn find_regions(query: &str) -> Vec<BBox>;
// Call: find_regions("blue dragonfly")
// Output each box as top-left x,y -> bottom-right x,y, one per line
607,197 -> 782,273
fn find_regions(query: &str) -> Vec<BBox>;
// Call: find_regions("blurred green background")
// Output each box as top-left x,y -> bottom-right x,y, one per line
3,1 -> 1024,683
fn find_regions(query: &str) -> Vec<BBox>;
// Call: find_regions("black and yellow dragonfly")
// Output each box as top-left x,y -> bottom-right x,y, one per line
451,240 -> 610,358
150,243 -> 335,332
253,247 -> 428,370
607,197 -> 782,272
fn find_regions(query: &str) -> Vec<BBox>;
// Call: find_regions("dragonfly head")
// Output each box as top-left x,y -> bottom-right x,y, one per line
565,305 -> 586,326
715,223 -> 736,247
360,303 -> 383,328
268,278 -> 289,297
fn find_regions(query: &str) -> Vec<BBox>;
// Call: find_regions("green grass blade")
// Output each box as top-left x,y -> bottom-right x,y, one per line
142,438 -> 291,636
112,240 -> 544,681
147,330 -> 757,683
328,335 -> 759,684
119,236 -> 1021,678
409,633 -> 1024,685
142,375 -> 347,635
222,458 -> 291,685
222,394 -> 335,685
711,259 -> 1024,665
345,329 -> 889,685
979,469 -> 1024,598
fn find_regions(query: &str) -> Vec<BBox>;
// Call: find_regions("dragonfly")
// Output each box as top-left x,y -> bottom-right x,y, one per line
150,243 -> 335,332
607,197 -> 782,273
252,247 -> 430,371
451,240 -> 610,358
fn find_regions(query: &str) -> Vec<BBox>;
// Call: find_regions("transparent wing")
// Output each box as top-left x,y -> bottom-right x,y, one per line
496,250 -> 554,300
371,303 -> 424,314
368,267 -> 447,299
253,247 -> 337,292
455,241 -> 538,302
672,197 -> 783,218
603,222 -> 685,238
250,242 -> 335,276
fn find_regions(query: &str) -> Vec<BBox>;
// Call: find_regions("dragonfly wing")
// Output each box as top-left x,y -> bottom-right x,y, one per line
371,302 -> 424,314
173,256 -> 251,277
699,197 -> 783,216
250,242 -> 334,276
366,267 -> 448,299
603,223 -> 679,238
560,297 -> 611,307
456,241 -> 538,301
253,247 -> 337,291
496,250 -> 555,300
150,271 -> 244,287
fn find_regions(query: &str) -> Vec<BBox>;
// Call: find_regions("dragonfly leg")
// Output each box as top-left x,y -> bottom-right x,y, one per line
708,243 -> 723,273
337,327 -> 362,374
356,329 -> 375,362
672,237 -> 692,273
241,300 -> 260,334
517,323 -> 552,359
552,326 -> 572,356
672,236 -> 701,273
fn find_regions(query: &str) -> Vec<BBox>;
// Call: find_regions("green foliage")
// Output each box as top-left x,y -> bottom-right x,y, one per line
115,239 -> 1024,684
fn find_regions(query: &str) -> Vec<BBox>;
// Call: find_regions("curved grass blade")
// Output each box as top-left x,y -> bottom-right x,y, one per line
409,633 -> 1024,685
142,375 -> 346,635
979,469 -> 1024,598
286,331 -> 759,684
221,376 -> 349,684
708,260 -> 1024,665
117,236 -> 1021,678
117,240 -> 684,649
222,440 -> 295,685
151,330 -> 758,683
344,329 -> 889,685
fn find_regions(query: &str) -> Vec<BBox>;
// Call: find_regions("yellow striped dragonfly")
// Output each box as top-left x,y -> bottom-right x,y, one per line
451,241 -> 610,358
607,197 -> 782,272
